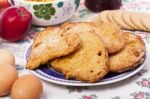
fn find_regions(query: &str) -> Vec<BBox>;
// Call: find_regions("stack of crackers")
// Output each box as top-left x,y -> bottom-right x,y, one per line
26,11 -> 146,83
93,10 -> 150,31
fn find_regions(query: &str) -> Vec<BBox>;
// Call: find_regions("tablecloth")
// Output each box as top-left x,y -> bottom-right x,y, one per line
0,0 -> 150,99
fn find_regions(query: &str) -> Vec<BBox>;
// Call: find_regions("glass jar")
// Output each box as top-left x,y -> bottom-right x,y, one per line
84,0 -> 122,12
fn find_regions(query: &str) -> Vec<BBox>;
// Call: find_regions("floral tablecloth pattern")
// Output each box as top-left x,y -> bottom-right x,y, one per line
0,0 -> 150,99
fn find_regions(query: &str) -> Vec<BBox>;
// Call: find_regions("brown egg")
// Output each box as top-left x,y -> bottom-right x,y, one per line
0,49 -> 15,66
0,64 -> 18,96
11,75 -> 43,99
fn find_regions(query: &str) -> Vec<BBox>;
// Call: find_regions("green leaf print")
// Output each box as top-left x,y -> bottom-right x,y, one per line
49,7 -> 56,15
34,11 -> 43,18
33,3 -> 56,20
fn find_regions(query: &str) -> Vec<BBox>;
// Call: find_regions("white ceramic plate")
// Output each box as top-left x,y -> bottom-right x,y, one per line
26,47 -> 146,86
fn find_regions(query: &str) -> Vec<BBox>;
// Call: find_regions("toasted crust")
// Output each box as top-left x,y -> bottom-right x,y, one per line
50,31 -> 109,83
26,27 -> 81,69
109,32 -> 145,73
62,22 -> 125,54
95,22 -> 125,54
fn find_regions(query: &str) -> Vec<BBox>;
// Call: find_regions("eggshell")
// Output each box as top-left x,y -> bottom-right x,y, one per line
11,75 -> 43,99
0,64 -> 18,96
0,49 -> 15,66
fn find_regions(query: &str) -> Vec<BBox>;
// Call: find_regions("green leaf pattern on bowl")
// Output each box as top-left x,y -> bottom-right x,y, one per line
33,4 -> 56,20
74,0 -> 80,10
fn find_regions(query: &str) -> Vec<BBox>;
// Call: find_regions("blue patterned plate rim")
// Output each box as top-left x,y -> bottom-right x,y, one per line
26,47 -> 146,86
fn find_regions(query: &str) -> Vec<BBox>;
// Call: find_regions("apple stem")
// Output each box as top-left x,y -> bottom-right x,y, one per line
17,8 -> 25,16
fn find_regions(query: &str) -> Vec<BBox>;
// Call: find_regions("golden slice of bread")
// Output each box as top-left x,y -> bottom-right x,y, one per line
62,22 -> 125,54
50,31 -> 109,83
26,27 -> 81,69
95,22 -> 125,54
109,32 -> 145,73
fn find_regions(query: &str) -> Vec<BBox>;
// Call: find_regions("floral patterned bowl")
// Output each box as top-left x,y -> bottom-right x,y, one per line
13,0 -> 80,26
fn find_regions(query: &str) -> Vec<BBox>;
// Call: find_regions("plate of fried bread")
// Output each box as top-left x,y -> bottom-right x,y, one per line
26,12 -> 147,86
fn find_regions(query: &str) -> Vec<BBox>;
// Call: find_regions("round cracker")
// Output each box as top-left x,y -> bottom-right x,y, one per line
122,11 -> 137,29
112,10 -> 132,29
109,32 -> 145,73
130,12 -> 147,31
107,11 -> 114,23
99,10 -> 111,23
141,13 -> 150,31
107,11 -> 121,27
109,11 -> 124,28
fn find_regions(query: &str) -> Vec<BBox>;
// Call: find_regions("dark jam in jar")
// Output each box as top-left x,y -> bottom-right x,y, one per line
84,0 -> 122,12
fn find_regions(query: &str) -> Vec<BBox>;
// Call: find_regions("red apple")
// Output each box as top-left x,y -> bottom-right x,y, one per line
0,0 -> 11,12
0,6 -> 32,41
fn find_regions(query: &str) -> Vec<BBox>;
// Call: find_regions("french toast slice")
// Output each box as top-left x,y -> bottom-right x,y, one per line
109,32 -> 145,72
61,22 -> 125,54
26,27 -> 81,69
50,31 -> 109,83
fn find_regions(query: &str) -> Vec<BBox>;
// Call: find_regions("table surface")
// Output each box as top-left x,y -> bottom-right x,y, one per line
0,0 -> 150,99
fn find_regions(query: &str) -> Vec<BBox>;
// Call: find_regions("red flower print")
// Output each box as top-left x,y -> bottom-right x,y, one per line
82,94 -> 97,99
84,96 -> 93,99
135,92 -> 144,99
141,80 -> 150,87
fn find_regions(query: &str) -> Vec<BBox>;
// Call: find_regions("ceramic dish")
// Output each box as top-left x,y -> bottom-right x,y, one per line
13,0 -> 80,26
26,48 -> 146,86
